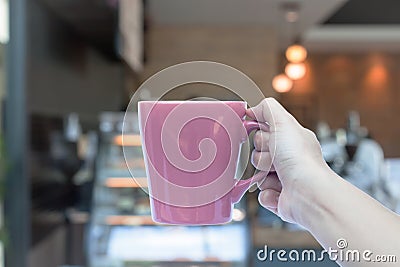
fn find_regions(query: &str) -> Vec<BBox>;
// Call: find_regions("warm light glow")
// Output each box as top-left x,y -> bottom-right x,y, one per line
105,177 -> 148,188
286,44 -> 307,63
365,63 -> 388,90
232,208 -> 246,221
106,215 -> 155,225
285,63 -> 306,80
113,134 -> 141,146
272,74 -> 293,93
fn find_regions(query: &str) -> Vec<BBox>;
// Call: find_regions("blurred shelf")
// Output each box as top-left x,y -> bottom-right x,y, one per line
252,224 -> 320,248
89,113 -> 249,267
123,261 -> 233,267
113,134 -> 141,146
105,215 -> 156,226
104,177 -> 148,188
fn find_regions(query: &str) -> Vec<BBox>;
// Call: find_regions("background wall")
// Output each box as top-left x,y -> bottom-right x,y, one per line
281,52 -> 400,158
139,25 -> 400,158
27,0 -> 125,123
138,25 -> 278,101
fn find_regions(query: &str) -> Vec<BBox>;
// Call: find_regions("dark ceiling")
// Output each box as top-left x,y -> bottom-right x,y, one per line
39,0 -> 119,60
325,0 -> 400,24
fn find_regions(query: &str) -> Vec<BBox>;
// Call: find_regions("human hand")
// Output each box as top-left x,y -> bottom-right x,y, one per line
248,98 -> 400,267
247,98 -> 330,226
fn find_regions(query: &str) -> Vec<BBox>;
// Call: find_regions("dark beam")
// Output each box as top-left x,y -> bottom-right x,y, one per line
5,0 -> 30,266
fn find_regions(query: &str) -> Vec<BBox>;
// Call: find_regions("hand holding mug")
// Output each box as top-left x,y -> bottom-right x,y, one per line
248,98 -> 328,225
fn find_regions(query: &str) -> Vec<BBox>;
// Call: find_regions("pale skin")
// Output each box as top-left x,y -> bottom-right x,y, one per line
247,98 -> 400,267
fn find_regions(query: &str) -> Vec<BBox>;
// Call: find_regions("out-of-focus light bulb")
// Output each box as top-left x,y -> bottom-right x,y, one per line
285,11 -> 299,23
285,63 -> 306,80
232,208 -> 246,222
286,44 -> 307,63
272,74 -> 293,93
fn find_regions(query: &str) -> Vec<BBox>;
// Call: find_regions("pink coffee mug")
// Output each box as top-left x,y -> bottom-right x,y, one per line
138,100 -> 268,225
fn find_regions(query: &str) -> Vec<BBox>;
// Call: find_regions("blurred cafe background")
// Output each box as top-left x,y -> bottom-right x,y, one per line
1,0 -> 400,266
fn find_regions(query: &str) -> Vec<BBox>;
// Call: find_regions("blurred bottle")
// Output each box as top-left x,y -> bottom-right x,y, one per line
64,113 -> 82,142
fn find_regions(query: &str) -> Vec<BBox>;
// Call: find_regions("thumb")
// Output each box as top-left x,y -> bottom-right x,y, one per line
246,98 -> 298,130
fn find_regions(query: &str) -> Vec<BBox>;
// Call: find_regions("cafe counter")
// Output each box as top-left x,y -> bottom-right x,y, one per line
86,112 -> 251,267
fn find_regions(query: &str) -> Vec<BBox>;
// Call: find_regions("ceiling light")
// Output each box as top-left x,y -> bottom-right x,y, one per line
272,74 -> 293,93
281,2 -> 300,23
286,44 -> 307,63
285,11 -> 299,23
285,62 -> 306,80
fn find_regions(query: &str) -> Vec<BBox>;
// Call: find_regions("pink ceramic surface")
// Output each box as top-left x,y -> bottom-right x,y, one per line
138,101 -> 267,225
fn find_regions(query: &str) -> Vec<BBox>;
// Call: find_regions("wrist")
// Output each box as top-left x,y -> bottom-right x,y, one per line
290,161 -> 339,230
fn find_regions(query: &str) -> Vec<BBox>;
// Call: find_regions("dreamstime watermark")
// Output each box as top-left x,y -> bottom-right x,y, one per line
257,238 -> 397,263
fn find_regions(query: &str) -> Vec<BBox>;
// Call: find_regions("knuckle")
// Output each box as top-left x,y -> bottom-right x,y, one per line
265,97 -> 277,105
304,128 -> 317,140
262,98 -> 271,106
263,98 -> 276,112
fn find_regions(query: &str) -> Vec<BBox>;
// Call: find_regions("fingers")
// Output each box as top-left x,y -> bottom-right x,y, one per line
251,150 -> 273,171
246,97 -> 297,130
258,189 -> 280,211
253,130 -> 270,152
257,172 -> 282,192
258,173 -> 282,214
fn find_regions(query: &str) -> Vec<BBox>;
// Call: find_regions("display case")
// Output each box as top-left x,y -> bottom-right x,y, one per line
87,112 -> 250,267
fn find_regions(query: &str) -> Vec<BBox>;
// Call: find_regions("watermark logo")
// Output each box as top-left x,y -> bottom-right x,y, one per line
336,238 -> 348,249
257,238 -> 397,263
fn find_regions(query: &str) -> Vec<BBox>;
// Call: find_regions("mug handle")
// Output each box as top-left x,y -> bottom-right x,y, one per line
231,120 -> 270,204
